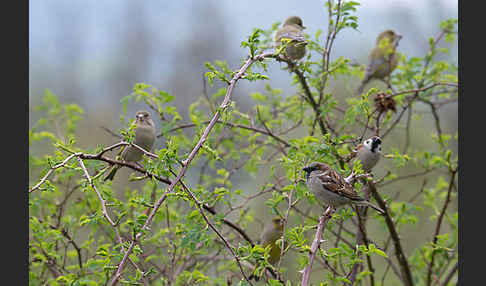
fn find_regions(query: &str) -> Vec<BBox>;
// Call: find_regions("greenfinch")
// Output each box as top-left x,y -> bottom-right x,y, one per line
261,217 -> 284,265
274,16 -> 307,62
104,110 -> 156,181
250,217 -> 284,281
357,30 -> 402,95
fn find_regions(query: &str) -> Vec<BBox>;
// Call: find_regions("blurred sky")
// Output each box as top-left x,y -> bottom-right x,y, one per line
29,0 -> 457,98
29,0 -> 457,151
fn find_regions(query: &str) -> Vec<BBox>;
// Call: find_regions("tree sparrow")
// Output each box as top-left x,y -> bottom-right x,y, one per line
351,136 -> 382,173
104,110 -> 156,181
303,162 -> 384,214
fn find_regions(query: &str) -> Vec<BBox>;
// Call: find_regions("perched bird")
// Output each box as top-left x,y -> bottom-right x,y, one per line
261,217 -> 284,265
303,162 -> 384,213
250,217 -> 284,281
350,136 -> 382,173
357,30 -> 402,95
104,110 -> 156,181
274,16 -> 307,62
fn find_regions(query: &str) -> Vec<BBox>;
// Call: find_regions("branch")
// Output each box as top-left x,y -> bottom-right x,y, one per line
388,82 -> 457,99
346,186 -> 376,286
176,176 -> 254,285
377,168 -> 435,187
440,262 -> 458,286
202,204 -> 255,247
368,182 -> 414,286
426,169 -> 457,286
162,120 -> 290,148
108,51 -> 275,286
301,206 -> 334,286
276,183 -> 296,280
29,142 -> 172,193
77,157 -> 147,284
319,0 -> 343,102
276,55 -> 328,136
29,153 -> 78,193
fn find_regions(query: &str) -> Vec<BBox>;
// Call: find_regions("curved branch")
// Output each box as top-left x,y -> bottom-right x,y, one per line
109,51 -> 275,286
301,206 -> 334,286
162,119 -> 290,148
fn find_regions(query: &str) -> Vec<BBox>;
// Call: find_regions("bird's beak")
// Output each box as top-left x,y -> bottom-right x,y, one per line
302,25 -> 307,29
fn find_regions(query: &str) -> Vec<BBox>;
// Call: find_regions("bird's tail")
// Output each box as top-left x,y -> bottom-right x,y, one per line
356,200 -> 385,214
104,165 -> 120,181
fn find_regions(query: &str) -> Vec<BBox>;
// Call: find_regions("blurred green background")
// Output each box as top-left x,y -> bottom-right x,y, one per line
29,0 -> 458,284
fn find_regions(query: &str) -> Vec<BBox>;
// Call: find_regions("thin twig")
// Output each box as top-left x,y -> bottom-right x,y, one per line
426,169 -> 457,286
162,120 -> 290,148
301,206 -> 334,286
108,51 -> 275,286
176,175 -> 254,285
368,182 -> 414,286
440,262 -> 458,286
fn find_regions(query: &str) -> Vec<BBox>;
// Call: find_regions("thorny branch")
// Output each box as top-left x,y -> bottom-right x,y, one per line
108,51 -> 275,286
301,206 -> 334,286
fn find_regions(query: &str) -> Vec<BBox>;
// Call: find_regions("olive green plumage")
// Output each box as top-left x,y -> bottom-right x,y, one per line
104,111 -> 156,181
250,217 -> 284,281
357,30 -> 402,95
274,16 -> 307,61
261,217 -> 284,265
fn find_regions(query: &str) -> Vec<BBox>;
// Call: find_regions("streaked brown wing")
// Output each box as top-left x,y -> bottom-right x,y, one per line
317,169 -> 362,201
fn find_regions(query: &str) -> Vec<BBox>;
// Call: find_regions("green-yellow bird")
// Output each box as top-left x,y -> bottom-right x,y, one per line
104,110 -> 156,181
261,216 -> 284,265
274,16 -> 307,62
357,30 -> 402,95
250,217 -> 284,281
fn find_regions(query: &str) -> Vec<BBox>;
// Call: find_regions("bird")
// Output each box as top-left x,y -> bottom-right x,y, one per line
302,162 -> 384,213
274,16 -> 307,62
250,217 -> 284,281
261,216 -> 284,265
349,136 -> 382,173
104,110 -> 156,181
357,30 -> 402,95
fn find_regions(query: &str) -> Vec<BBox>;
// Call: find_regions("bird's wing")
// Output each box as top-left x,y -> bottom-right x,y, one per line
364,49 -> 386,81
316,169 -> 363,201
275,26 -> 306,43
